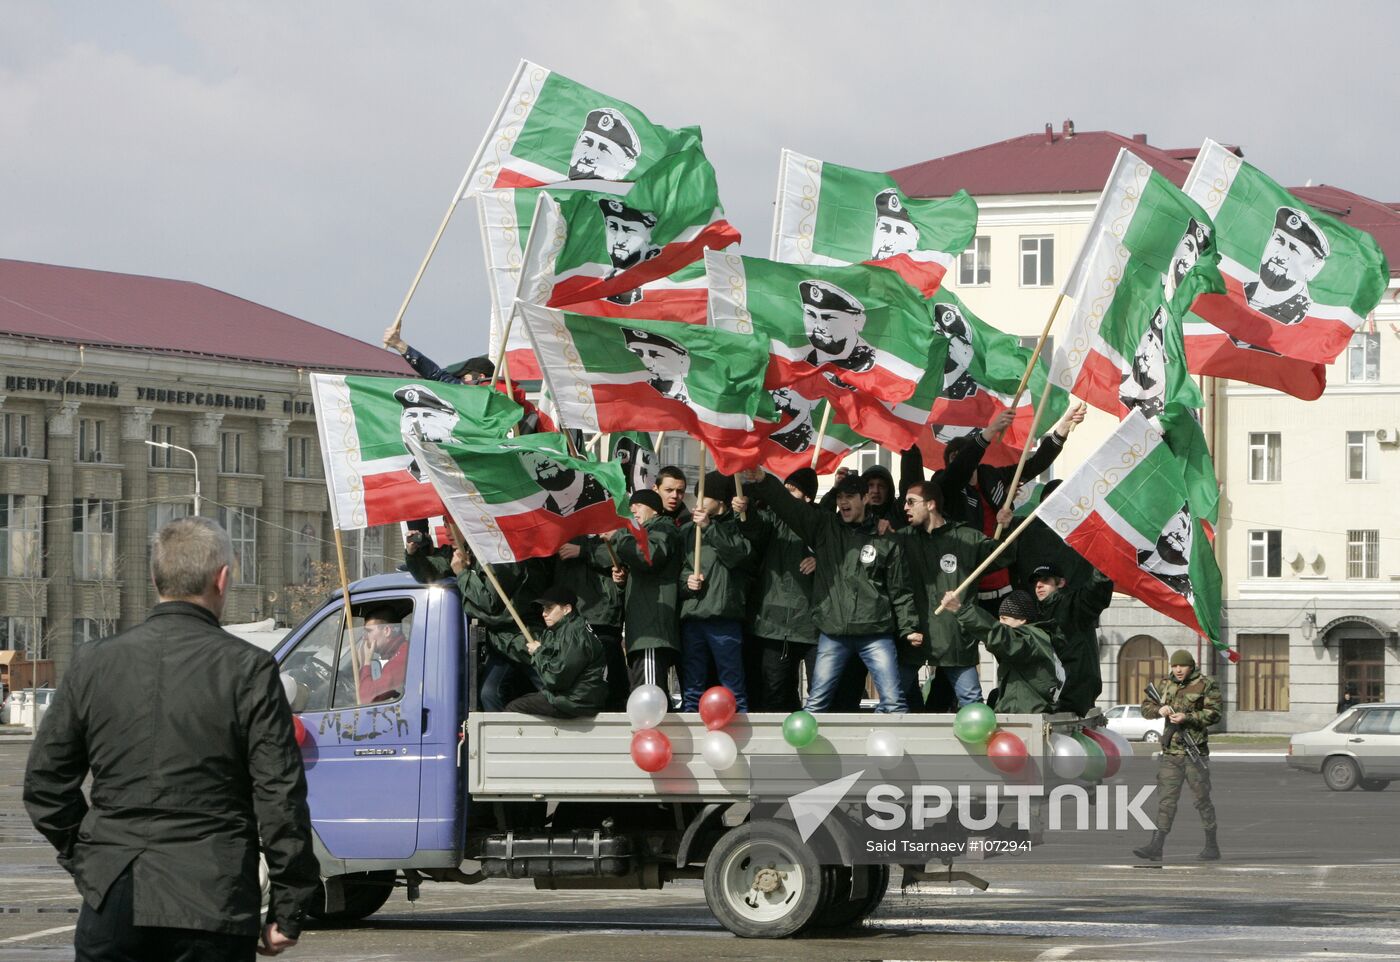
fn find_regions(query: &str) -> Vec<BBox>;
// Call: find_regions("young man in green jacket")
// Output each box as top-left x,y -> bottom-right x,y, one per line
679,471 -> 752,712
554,535 -> 627,709
1031,562 -> 1114,716
609,490 -> 683,697
898,480 -> 1014,711
733,468 -> 820,712
739,469 -> 921,713
452,546 -> 552,711
941,589 -> 1063,714
507,587 -> 609,718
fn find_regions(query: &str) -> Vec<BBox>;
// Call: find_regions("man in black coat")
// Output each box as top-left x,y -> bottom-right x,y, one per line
24,517 -> 319,961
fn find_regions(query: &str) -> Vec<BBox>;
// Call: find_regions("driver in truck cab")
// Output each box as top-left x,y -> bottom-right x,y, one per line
358,607 -> 409,703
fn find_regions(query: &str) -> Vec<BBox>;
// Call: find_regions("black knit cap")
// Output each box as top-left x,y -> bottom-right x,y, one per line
998,590 -> 1039,622
784,467 -> 819,501
832,474 -> 865,498
702,470 -> 735,504
629,490 -> 664,513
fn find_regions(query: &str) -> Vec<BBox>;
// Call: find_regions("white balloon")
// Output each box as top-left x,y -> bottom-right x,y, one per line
626,684 -> 668,730
865,729 -> 904,768
1050,732 -> 1087,780
280,673 -> 298,705
701,730 -> 738,770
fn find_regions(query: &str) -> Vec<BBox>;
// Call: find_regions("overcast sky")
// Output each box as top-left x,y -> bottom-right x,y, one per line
4,1 -> 1397,365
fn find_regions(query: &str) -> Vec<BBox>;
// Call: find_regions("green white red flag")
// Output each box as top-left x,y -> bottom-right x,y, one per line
1183,139 -> 1390,367
516,302 -> 773,474
1051,230 -> 1213,418
705,250 -> 933,404
771,149 -> 978,295
760,387 -> 865,476
406,432 -> 641,565
1037,407 -> 1227,652
311,373 -> 522,530
461,60 -> 703,195
926,288 -> 1070,439
605,431 -> 658,493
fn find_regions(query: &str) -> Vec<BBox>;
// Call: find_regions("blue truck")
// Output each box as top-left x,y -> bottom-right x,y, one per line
273,571 -> 1080,938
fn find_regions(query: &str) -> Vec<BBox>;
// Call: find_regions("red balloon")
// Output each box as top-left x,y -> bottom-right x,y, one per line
986,730 -> 1028,774
697,686 -> 738,731
292,715 -> 308,747
1083,728 -> 1121,777
630,729 -> 673,773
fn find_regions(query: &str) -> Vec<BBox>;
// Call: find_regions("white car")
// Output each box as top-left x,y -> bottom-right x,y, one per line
1103,703 -> 1166,743
1288,703 -> 1399,792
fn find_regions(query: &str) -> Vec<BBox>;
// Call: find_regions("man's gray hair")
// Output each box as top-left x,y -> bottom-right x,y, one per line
151,516 -> 234,598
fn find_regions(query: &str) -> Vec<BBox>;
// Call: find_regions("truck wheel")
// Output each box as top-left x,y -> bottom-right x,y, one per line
1322,756 -> 1359,792
703,820 -> 824,939
306,871 -> 396,924
813,864 -> 890,929
1359,778 -> 1390,791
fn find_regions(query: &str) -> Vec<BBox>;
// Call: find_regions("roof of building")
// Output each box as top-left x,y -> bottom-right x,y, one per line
0,258 -> 413,374
889,124 -> 1197,197
890,123 -> 1400,277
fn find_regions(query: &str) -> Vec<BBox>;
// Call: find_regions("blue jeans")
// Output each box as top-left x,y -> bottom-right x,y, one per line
680,618 -> 748,712
941,665 -> 983,707
479,650 -> 542,711
806,632 -> 907,714
898,664 -> 927,712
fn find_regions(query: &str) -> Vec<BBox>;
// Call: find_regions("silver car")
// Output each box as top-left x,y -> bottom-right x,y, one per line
1288,703 -> 1399,792
1103,703 -> 1166,743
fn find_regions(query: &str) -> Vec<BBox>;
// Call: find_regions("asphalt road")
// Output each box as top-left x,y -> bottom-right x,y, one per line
0,740 -> 1397,961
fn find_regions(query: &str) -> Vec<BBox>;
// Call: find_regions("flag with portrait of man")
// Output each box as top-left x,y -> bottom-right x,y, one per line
516,302 -> 774,474
405,432 -> 642,565
460,60 -> 703,195
771,149 -> 978,296
759,387 -> 866,476
1180,139 -> 1389,395
309,373 -> 523,531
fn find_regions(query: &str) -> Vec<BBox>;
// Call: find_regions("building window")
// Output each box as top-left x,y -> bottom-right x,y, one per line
1347,529 -> 1379,580
78,418 -> 106,463
0,617 -> 45,658
220,507 -> 258,585
73,618 -> 102,648
1346,430 -> 1374,481
149,424 -> 175,467
0,495 -> 42,578
1247,529 -> 1281,579
358,526 -> 385,578
1247,432 -> 1281,482
220,431 -> 244,473
287,436 -> 314,479
73,499 -> 116,580
147,501 -> 191,542
287,512 -> 322,585
1,413 -> 32,458
858,447 -> 892,473
1348,330 -> 1380,383
958,236 -> 991,286
1019,235 -> 1054,287
1237,633 -> 1289,712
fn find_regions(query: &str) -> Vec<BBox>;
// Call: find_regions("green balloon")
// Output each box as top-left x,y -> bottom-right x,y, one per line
1075,732 -> 1107,781
953,703 -> 998,744
782,710 -> 819,748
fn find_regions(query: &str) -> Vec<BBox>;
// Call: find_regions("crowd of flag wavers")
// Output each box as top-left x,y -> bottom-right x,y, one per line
328,60 -> 1388,720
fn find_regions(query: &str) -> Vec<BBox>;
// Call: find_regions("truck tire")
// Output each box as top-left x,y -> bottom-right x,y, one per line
813,864 -> 890,929
306,871 -> 396,924
1322,756 -> 1359,792
703,820 -> 825,939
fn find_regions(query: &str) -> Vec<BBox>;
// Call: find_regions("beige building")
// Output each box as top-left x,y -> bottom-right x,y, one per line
0,259 -> 409,679
878,122 -> 1400,731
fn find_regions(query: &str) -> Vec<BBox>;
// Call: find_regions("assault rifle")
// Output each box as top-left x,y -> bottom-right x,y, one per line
1145,682 -> 1207,771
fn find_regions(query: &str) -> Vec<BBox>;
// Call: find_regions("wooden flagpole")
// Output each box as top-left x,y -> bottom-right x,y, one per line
991,378 -> 1071,540
809,403 -> 832,471
693,448 -> 707,574
332,528 -> 364,704
477,557 -> 539,653
384,172 -> 476,346
999,292 -> 1065,435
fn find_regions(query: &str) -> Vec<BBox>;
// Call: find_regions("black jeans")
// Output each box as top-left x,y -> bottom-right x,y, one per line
76,865 -> 257,962
627,647 -> 679,699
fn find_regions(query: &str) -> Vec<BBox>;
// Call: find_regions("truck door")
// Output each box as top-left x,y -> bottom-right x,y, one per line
276,592 -> 425,859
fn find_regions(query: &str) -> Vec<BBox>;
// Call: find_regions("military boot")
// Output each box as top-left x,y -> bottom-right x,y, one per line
1198,828 -> 1220,861
1133,830 -> 1167,861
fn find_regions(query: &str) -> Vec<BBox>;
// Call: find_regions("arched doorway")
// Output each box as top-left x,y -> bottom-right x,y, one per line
1118,635 -> 1167,705
1323,621 -> 1388,704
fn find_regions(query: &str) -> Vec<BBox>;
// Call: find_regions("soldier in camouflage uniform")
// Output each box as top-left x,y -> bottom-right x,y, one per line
1132,649 -> 1222,861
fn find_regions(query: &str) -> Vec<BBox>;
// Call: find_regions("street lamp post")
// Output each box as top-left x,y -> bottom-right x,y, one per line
144,440 -> 201,514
